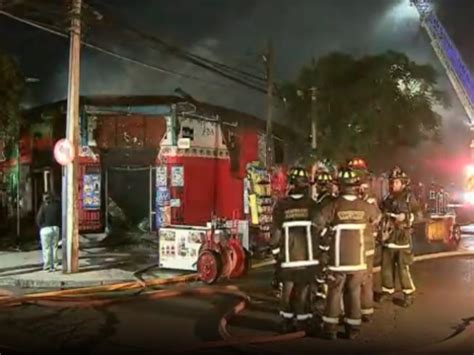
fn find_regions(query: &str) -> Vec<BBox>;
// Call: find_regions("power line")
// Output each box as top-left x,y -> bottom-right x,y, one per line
84,0 -> 269,86
92,19 -> 268,92
88,0 -> 264,70
0,9 -> 266,93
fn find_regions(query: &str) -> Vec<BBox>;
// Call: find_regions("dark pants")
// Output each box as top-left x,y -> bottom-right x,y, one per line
361,255 -> 374,316
381,248 -> 416,295
323,271 -> 365,329
280,269 -> 312,321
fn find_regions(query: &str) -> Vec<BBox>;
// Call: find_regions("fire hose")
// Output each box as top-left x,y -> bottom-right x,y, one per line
1,250 -> 474,352
0,271 -> 305,352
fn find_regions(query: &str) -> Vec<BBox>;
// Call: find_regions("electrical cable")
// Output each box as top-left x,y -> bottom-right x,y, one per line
0,10 -> 263,93
2,1 -> 270,94
86,0 -> 268,82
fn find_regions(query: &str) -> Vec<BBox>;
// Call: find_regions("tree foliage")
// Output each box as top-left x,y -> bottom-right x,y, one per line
281,51 -> 448,168
0,51 -> 24,143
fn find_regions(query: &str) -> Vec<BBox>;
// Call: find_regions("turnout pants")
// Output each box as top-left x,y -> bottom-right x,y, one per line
323,271 -> 365,329
280,269 -> 312,321
381,248 -> 416,295
40,226 -> 60,270
361,255 -> 374,317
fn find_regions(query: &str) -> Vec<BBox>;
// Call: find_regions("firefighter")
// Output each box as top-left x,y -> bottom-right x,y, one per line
270,166 -> 320,333
314,170 -> 336,205
312,170 -> 336,305
354,165 -> 382,323
378,167 -> 419,307
314,167 -> 380,340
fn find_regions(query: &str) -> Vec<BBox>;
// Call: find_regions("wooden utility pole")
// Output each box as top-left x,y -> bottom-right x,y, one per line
309,87 -> 318,151
63,0 -> 82,273
264,39 -> 274,168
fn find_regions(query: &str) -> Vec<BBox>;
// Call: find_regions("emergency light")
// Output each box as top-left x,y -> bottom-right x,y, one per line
465,164 -> 474,176
464,191 -> 474,205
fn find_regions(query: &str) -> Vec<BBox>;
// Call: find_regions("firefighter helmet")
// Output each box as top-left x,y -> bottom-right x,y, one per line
389,167 -> 409,183
348,157 -> 368,171
288,166 -> 309,187
315,171 -> 333,186
337,167 -> 360,187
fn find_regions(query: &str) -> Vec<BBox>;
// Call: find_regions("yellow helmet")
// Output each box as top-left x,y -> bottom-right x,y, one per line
337,167 -> 360,186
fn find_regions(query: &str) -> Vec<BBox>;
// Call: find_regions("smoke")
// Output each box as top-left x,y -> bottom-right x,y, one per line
10,0 -> 471,181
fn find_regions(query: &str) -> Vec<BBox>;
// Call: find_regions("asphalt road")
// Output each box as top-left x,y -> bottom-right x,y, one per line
0,238 -> 472,354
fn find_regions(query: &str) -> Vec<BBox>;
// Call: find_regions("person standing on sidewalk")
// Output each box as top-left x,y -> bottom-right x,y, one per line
35,193 -> 61,272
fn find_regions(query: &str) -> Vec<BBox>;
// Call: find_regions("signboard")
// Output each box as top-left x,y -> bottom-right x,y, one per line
82,173 -> 101,210
171,166 -> 184,187
54,139 -> 75,166
177,138 -> 191,149
156,206 -> 171,228
156,166 -> 167,187
156,186 -> 170,206
159,226 -> 207,271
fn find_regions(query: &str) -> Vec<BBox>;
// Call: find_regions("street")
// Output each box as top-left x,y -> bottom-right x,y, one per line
0,237 -> 472,354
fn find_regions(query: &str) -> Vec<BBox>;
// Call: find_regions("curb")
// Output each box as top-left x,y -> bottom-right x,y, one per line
251,250 -> 474,271
0,277 -> 135,289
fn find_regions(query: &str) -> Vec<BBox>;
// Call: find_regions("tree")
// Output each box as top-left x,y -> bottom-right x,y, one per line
281,51 -> 448,169
0,51 -> 24,145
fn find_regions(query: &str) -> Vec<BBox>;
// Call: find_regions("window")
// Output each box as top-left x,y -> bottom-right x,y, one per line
182,126 -> 194,140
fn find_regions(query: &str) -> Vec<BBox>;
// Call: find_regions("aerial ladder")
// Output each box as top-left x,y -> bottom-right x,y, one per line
411,0 -> 474,159
410,0 -> 474,225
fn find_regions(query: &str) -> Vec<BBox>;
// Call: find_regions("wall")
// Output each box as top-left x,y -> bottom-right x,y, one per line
159,126 -> 259,226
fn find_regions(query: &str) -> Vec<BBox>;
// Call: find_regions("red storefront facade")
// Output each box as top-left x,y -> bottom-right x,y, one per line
0,96 -> 290,234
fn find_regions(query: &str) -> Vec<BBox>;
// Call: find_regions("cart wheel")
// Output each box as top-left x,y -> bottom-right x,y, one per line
197,250 -> 222,284
453,225 -> 462,243
229,242 -> 246,278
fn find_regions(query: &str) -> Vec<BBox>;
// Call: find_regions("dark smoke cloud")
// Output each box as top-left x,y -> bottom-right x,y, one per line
1,0 -> 472,181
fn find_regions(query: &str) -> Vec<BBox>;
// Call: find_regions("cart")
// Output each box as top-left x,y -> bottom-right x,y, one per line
196,216 -> 250,284
425,211 -> 461,245
157,215 -> 250,284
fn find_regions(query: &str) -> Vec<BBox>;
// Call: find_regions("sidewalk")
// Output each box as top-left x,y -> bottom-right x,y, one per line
0,234 -> 188,289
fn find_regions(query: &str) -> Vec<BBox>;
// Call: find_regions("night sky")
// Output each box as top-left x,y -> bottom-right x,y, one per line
0,0 -> 473,152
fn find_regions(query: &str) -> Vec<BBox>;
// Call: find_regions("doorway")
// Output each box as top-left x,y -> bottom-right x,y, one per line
105,166 -> 154,232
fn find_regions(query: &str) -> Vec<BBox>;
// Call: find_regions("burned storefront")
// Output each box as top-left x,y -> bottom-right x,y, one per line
2,96 -> 294,243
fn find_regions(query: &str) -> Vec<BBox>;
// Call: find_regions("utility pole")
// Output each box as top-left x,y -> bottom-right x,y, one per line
63,0 -> 82,273
309,87 -> 318,152
264,39 -> 274,169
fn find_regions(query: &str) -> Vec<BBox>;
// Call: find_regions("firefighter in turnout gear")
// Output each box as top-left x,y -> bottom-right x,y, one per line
314,167 -> 380,340
378,167 -> 419,307
353,163 -> 382,323
271,166 -> 320,333
314,171 -> 336,205
312,170 -> 336,307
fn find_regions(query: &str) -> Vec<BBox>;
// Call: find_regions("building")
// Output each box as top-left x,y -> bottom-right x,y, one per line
0,95 -> 296,234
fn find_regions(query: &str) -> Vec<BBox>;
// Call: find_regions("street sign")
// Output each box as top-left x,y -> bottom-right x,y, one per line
54,139 -> 75,166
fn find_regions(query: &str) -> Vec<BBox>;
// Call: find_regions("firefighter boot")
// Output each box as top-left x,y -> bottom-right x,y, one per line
376,292 -> 392,303
321,323 -> 338,340
345,324 -> 361,340
295,319 -> 312,334
402,294 -> 414,308
362,314 -> 372,323
279,317 -> 296,334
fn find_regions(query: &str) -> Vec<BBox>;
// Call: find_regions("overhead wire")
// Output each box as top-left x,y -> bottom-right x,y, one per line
83,0 -> 270,90
2,2 -> 266,93
87,0 -> 267,77
0,9 -> 265,93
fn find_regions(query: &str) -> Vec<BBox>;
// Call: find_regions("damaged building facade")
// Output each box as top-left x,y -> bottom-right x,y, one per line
0,96 -> 293,234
